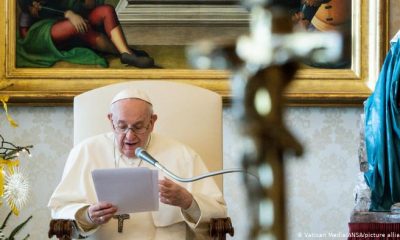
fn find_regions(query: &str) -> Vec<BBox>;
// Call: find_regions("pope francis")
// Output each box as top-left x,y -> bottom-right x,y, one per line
48,88 -> 227,239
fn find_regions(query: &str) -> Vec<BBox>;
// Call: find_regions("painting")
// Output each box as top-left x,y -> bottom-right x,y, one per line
15,0 -> 154,69
287,0 -> 389,105
0,0 -> 389,105
14,0 -> 249,70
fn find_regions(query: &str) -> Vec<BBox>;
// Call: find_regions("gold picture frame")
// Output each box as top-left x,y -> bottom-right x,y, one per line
0,0 -> 389,106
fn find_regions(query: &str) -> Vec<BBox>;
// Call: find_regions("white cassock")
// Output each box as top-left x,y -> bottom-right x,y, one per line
48,132 -> 226,240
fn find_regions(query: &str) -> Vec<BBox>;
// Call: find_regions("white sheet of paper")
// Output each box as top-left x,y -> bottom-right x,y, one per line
91,167 -> 159,214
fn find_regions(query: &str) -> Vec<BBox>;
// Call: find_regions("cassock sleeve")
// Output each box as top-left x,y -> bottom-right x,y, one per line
47,143 -> 100,236
151,142 -> 227,237
181,151 -> 227,237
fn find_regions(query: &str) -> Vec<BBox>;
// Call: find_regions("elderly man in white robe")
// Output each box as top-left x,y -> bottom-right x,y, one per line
48,89 -> 227,239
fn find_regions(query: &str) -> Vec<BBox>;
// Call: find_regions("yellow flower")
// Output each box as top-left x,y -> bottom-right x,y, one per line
0,96 -> 18,128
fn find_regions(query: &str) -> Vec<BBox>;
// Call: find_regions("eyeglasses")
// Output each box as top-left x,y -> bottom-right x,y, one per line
112,121 -> 151,135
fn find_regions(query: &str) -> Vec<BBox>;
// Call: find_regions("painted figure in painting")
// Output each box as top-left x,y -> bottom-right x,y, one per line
17,0 -> 155,68
295,0 -> 351,32
292,0 -> 351,68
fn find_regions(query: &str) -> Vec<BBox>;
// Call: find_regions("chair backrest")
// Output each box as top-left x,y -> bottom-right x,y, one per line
74,81 -> 223,189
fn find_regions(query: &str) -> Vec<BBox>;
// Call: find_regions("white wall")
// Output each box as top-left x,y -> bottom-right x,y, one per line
0,106 -> 362,239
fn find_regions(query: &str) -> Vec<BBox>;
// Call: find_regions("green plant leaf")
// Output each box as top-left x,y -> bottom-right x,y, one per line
0,211 -> 12,230
8,215 -> 32,240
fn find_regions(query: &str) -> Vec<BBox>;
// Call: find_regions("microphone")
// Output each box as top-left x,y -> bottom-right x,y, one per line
135,147 -> 159,166
135,147 -> 256,183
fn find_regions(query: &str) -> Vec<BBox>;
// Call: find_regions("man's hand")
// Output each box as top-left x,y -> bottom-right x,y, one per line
87,202 -> 118,225
64,10 -> 88,33
159,177 -> 193,210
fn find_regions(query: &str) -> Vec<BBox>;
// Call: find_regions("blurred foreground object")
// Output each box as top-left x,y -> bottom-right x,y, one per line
187,0 -> 343,239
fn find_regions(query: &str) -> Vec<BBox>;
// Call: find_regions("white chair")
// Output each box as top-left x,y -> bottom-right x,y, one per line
49,81 -> 233,240
73,80 -> 223,188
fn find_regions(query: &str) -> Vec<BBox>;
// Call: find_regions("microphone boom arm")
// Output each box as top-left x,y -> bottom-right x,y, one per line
135,147 -> 256,182
155,162 -> 248,182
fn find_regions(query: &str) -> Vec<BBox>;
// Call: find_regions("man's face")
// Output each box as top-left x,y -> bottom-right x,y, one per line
108,99 -> 157,158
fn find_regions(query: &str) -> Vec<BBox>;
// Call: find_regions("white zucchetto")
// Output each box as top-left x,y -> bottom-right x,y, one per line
111,88 -> 152,105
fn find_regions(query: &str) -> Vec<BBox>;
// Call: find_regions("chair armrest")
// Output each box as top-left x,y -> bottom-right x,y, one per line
49,217 -> 235,239
48,219 -> 75,240
209,217 -> 234,240
49,219 -> 86,240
